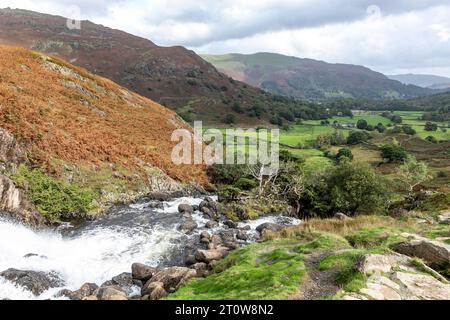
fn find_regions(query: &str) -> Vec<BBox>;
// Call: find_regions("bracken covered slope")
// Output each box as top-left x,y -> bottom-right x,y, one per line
0,45 -> 208,187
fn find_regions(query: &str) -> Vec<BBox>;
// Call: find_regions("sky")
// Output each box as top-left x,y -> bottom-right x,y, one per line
2,0 -> 450,77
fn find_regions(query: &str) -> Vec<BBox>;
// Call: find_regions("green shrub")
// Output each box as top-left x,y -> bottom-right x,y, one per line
380,144 -> 408,162
12,165 -> 95,222
347,131 -> 371,145
234,178 -> 258,191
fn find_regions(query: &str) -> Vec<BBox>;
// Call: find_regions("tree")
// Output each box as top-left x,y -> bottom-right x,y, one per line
376,123 -> 386,133
425,122 -> 438,132
402,126 -> 416,135
380,144 -> 408,162
231,102 -> 244,113
336,148 -> 354,162
347,131 -> 371,145
357,119 -> 368,130
397,157 -> 431,196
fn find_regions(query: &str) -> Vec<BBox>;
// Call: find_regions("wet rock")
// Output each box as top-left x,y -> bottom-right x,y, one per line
195,249 -> 229,263
178,204 -> 194,214
184,255 -> 197,266
177,219 -> 198,234
23,253 -> 48,259
57,283 -> 98,300
199,199 -> 220,219
256,223 -> 283,234
334,212 -> 351,220
94,286 -> 128,300
144,201 -> 164,210
0,269 -> 64,296
224,220 -> 238,229
148,267 -> 197,293
146,192 -> 171,202
393,237 -> 450,269
236,230 -> 248,241
131,263 -> 157,282
205,220 -> 218,229
240,225 -> 251,231
200,231 -> 211,244
192,205 -> 199,212
111,272 -> 134,292
218,230 -> 236,243
141,281 -> 168,300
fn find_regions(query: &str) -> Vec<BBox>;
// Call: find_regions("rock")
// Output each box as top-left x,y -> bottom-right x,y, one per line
392,272 -> 450,300
360,276 -> 402,300
82,295 -> 98,300
240,225 -> 251,231
357,254 -> 411,274
184,255 -> 197,266
146,192 -> 171,202
0,128 -> 27,172
94,286 -> 128,300
110,272 -> 134,292
195,249 -> 228,263
191,263 -> 208,277
200,231 -> 211,244
224,220 -> 238,229
256,223 -> 283,234
23,253 -> 48,259
131,263 -> 157,282
57,283 -> 98,300
141,281 -> 168,300
192,205 -> 199,212
148,267 -> 197,293
144,201 -> 164,210
199,199 -> 220,219
236,230 -> 248,241
438,212 -> 450,225
218,230 -> 236,243
334,212 -> 351,220
0,269 -> 64,295
177,219 -> 198,234
178,204 -> 194,214
205,220 -> 218,229
393,238 -> 450,269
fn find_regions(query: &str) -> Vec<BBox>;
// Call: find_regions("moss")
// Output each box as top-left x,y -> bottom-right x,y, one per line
225,210 -> 240,222
296,233 -> 351,254
11,165 -> 97,222
345,227 -> 406,249
168,241 -> 306,300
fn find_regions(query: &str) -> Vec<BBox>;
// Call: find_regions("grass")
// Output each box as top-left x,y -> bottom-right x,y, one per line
168,240 -> 307,300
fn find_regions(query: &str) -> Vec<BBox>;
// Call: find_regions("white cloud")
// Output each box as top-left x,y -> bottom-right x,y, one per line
1,0 -> 450,76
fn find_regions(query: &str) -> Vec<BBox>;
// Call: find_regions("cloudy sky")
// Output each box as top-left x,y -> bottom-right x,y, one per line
2,0 -> 450,76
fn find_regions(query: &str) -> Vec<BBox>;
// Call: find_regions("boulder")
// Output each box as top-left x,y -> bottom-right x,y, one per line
149,267 -> 197,293
191,263 -> 208,277
393,238 -> 450,269
236,230 -> 248,241
438,212 -> 450,225
334,212 -> 351,220
57,283 -> 98,300
195,249 -> 228,264
178,204 -> 194,214
131,263 -> 157,282
141,281 -> 168,300
205,220 -> 219,229
256,223 -> 283,234
392,272 -> 450,300
0,269 -> 64,296
177,219 -> 198,234
224,220 -> 238,229
146,192 -> 171,202
200,231 -> 211,244
94,286 -> 128,300
199,199 -> 220,219
357,254 -> 411,275
184,255 -> 197,266
110,272 -> 134,292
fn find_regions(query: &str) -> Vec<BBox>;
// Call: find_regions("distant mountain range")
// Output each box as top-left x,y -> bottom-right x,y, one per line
201,53 -> 433,100
388,74 -> 450,90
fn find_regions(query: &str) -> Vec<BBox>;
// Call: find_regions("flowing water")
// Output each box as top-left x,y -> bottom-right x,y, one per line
0,197 -> 300,300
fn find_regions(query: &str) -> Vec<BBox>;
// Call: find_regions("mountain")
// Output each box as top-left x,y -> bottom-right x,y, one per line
201,53 -> 432,100
0,8 -> 307,125
0,45 -> 208,223
388,74 -> 450,89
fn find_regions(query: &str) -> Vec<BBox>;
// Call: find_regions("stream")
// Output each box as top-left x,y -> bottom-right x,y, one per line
0,196 -> 300,300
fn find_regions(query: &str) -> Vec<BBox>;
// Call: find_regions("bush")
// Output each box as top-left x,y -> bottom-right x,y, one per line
402,126 -> 416,135
380,144 -> 408,163
347,131 -> 371,145
300,161 -> 391,217
425,122 -> 438,132
426,136 -> 438,144
206,164 -> 247,185
12,165 -> 95,222
231,102 -> 244,113
218,185 -> 241,202
234,178 -> 258,191
336,148 -> 354,162
224,114 -> 236,124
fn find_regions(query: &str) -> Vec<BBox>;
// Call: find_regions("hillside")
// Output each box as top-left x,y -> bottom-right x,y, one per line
0,45 -> 208,223
201,53 -> 432,100
0,8 -> 307,125
388,74 -> 450,89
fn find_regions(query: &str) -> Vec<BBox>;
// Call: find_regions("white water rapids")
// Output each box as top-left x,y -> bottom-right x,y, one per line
0,197 -> 300,300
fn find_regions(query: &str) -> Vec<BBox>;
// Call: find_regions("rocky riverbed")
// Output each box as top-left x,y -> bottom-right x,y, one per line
0,195 -> 300,300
